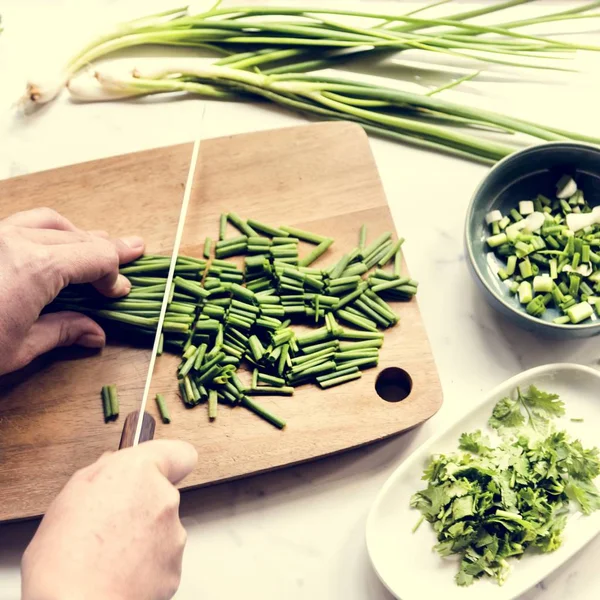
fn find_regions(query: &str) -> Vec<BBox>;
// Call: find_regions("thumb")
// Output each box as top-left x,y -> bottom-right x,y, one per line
126,440 -> 198,485
14,312 -> 105,368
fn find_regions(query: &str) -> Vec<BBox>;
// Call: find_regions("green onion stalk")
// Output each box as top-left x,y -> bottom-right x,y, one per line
21,1 -> 600,108
69,62 -> 600,164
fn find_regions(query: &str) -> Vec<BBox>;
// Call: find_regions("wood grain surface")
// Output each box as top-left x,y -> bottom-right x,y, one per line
148,123 -> 443,493
0,144 -> 189,521
0,122 -> 442,522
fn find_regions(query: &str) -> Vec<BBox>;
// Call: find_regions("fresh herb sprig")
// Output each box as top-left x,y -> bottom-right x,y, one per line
411,385 -> 600,587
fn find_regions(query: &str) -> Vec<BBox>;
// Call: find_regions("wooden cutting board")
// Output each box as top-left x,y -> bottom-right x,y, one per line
0,122 -> 442,522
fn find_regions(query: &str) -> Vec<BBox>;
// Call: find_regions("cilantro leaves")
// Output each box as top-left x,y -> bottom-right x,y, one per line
488,385 -> 565,435
411,385 -> 599,588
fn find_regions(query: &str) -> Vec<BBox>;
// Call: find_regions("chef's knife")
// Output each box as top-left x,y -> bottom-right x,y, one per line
119,108 -> 205,448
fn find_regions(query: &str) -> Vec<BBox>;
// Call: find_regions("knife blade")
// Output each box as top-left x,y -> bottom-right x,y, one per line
122,106 -> 206,447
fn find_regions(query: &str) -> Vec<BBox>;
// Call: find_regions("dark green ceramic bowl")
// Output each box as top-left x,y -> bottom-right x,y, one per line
465,142 -> 600,339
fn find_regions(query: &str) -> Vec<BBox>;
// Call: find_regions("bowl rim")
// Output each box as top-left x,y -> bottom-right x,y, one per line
464,141 -> 600,332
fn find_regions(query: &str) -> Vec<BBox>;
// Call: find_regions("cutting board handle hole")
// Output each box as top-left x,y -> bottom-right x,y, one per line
375,368 -> 412,403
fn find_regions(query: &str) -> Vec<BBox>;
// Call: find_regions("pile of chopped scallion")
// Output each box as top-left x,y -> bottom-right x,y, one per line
50,215 -> 415,428
486,175 -> 600,324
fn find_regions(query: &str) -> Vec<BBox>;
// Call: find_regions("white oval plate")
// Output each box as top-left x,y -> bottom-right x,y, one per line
366,363 -> 600,600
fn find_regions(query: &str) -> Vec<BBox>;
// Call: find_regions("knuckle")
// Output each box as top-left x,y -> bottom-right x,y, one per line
0,223 -> 16,236
16,339 -> 39,370
165,573 -> 182,599
69,465 -> 90,485
21,545 -> 34,571
29,207 -> 66,229
177,524 -> 187,548
133,454 -> 155,472
127,454 -> 160,481
71,457 -> 105,484
157,486 -> 181,521
0,226 -> 16,255
57,315 -> 75,346
166,487 -> 181,511
37,207 -> 60,218
108,243 -> 120,268
95,238 -> 120,271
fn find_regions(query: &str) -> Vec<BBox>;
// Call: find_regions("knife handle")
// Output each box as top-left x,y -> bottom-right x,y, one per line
119,411 -> 156,449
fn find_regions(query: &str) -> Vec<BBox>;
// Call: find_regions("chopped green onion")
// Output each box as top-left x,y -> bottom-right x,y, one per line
155,393 -> 171,424
208,389 -> 218,420
518,281 -> 533,304
299,238 -> 334,267
106,384 -> 119,420
101,386 -> 113,422
244,386 -> 294,396
378,238 -> 405,267
567,301 -> 593,324
319,371 -> 362,389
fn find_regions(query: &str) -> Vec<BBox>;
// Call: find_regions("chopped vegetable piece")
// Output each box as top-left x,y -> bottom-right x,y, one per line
533,275 -> 553,293
101,386 -> 113,422
244,386 -> 294,396
485,210 -> 502,225
518,281 -> 533,304
486,175 -> 600,324
319,371 -> 362,388
203,237 -> 212,258
556,175 -> 577,199
107,384 -> 119,420
242,396 -> 286,429
155,393 -> 171,424
486,233 -> 508,248
519,200 -> 534,215
208,389 -> 218,420
359,224 -> 367,251
298,238 -> 334,267
567,301 -> 593,323
377,238 -> 404,268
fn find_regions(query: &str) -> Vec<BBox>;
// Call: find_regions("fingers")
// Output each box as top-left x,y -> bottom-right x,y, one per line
90,236 -> 145,297
52,235 -> 145,297
11,312 -> 105,370
88,230 -> 109,239
17,228 -> 91,246
2,207 -> 80,231
113,236 -> 146,265
128,440 -> 198,485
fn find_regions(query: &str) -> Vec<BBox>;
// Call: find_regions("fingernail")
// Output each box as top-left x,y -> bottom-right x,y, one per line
121,235 -> 144,250
77,333 -> 106,349
99,274 -> 131,299
117,274 -> 132,296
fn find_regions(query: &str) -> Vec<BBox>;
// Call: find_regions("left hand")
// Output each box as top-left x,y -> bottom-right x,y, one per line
0,207 -> 145,375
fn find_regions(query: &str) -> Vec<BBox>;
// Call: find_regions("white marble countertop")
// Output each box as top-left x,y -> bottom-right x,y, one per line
1,1 -> 600,599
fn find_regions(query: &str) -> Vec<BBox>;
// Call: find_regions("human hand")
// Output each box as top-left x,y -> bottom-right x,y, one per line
21,439 -> 198,600
0,207 -> 144,375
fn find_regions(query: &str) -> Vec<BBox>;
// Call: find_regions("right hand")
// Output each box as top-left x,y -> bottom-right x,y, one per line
21,440 -> 198,600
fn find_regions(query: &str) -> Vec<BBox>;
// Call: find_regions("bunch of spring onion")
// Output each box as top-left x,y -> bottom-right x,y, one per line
22,1 -> 600,106
486,175 -> 600,324
49,214 -> 415,429
68,62 -> 600,164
